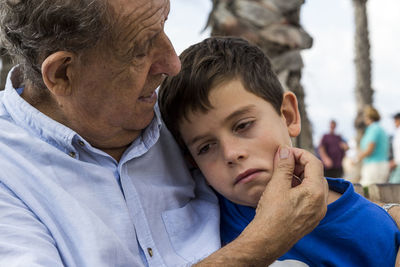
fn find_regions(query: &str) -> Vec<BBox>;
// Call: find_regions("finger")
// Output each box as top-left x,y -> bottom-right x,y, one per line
291,147 -> 324,181
291,147 -> 328,203
268,145 -> 296,190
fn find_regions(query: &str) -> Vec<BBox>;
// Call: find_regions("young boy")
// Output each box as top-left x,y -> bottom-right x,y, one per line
158,37 -> 400,266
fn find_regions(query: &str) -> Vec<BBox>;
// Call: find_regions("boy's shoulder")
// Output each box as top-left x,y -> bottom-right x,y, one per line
324,177 -> 395,227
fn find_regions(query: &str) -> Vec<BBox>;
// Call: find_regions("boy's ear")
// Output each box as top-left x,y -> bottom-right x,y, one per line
41,51 -> 75,96
281,92 -> 301,137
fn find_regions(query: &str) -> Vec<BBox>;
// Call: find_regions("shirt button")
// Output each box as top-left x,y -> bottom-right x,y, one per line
68,151 -> 76,158
78,140 -> 85,146
147,248 -> 153,257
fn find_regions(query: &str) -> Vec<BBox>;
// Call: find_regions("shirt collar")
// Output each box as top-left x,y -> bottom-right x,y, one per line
3,66 -> 77,153
120,102 -> 163,161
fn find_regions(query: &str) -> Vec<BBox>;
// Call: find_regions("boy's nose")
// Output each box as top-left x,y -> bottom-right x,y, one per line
227,154 -> 246,166
222,141 -> 248,166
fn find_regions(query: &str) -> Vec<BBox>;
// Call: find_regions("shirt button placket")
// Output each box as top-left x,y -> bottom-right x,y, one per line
147,247 -> 153,258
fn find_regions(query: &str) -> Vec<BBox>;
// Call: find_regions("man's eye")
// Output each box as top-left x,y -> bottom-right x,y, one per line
131,45 -> 149,59
235,121 -> 253,132
132,50 -> 147,59
134,53 -> 146,58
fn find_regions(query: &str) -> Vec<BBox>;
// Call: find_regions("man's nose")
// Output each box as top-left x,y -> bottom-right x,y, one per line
149,34 -> 181,76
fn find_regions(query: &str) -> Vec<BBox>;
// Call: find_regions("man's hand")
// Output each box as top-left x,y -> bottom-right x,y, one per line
250,146 -> 328,259
195,146 -> 328,266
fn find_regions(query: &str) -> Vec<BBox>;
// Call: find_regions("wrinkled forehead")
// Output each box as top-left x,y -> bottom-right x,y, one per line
109,0 -> 170,23
107,0 -> 170,46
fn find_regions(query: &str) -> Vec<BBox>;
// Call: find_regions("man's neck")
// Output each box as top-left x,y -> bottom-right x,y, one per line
95,145 -> 130,162
21,84 -> 139,162
21,83 -> 59,118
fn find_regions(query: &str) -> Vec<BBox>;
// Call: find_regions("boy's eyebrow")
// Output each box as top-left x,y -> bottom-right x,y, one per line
187,133 -> 210,148
222,105 -> 256,125
186,105 -> 256,147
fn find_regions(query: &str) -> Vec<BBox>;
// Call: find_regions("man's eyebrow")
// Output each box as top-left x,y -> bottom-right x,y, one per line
186,105 -> 256,148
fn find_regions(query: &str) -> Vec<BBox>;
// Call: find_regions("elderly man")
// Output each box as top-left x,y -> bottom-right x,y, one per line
0,0 -> 393,266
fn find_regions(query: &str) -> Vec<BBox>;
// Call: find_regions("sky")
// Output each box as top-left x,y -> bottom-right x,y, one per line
165,0 -> 400,147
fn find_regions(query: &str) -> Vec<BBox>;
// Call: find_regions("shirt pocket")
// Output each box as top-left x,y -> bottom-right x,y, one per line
161,199 -> 220,263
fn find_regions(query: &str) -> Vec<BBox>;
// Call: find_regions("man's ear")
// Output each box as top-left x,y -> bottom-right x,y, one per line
281,92 -> 301,137
41,51 -> 75,96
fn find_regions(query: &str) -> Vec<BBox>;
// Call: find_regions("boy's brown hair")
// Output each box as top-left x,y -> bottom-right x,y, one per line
158,36 -> 284,149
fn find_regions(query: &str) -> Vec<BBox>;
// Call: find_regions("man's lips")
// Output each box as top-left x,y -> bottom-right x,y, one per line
235,169 -> 264,184
138,91 -> 157,103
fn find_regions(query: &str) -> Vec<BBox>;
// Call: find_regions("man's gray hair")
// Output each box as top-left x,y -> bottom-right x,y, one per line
0,0 -> 111,89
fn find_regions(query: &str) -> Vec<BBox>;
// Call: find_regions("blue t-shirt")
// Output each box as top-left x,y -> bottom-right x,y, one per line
360,122 -> 389,163
218,178 -> 400,267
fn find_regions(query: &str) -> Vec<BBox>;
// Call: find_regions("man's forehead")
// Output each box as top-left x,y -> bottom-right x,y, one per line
110,0 -> 169,39
109,0 -> 169,16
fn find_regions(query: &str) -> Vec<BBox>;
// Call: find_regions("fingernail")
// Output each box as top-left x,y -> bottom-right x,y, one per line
280,147 -> 289,159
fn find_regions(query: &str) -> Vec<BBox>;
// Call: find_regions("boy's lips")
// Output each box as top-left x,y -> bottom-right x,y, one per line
235,169 -> 264,184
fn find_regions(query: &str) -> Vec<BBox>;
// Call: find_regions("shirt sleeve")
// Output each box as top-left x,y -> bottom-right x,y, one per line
363,125 -> 379,145
0,182 -> 64,267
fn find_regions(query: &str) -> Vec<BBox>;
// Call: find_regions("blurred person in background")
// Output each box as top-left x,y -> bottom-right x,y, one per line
318,119 -> 349,178
389,113 -> 400,183
357,106 -> 390,186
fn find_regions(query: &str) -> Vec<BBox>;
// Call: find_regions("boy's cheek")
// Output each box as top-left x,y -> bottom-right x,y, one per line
198,164 -> 215,181
198,163 -> 222,186
184,153 -> 198,168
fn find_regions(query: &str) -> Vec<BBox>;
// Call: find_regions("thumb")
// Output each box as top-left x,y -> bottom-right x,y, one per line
269,146 -> 296,189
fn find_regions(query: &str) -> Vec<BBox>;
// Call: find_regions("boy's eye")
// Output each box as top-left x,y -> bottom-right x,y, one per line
234,120 -> 254,133
197,143 -> 211,155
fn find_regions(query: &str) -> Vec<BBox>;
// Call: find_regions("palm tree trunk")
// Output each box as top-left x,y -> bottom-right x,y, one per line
350,0 -> 373,182
352,0 -> 373,143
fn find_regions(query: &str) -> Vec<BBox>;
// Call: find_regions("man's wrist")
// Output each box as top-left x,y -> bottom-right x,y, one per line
239,218 -> 284,264
195,220 -> 278,266
382,203 -> 400,229
382,203 -> 400,213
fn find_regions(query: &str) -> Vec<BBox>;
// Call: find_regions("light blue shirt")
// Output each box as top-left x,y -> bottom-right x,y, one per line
360,122 -> 389,163
0,67 -> 220,267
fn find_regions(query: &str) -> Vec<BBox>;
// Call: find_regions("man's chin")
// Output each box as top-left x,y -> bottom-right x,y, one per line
131,111 -> 155,131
